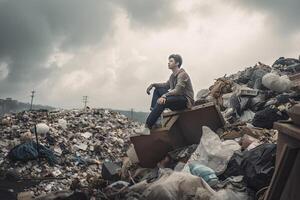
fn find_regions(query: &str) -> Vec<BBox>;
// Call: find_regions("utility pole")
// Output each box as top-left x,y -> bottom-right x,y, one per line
130,108 -> 134,120
30,90 -> 35,110
83,96 -> 88,109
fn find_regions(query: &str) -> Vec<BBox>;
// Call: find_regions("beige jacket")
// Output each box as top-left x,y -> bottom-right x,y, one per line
153,68 -> 194,108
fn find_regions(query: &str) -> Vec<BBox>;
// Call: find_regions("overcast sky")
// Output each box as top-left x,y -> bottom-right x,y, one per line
0,0 -> 299,111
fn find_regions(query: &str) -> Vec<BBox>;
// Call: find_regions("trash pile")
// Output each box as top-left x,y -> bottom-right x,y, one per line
196,59 -> 300,127
0,56 -> 299,200
0,109 -> 141,199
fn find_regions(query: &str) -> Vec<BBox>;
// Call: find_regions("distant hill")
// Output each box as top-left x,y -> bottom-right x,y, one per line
0,98 -> 148,124
112,109 -> 149,123
0,98 -> 55,116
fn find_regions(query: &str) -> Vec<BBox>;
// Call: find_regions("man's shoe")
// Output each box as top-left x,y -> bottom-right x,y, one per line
133,125 -> 151,135
152,123 -> 162,129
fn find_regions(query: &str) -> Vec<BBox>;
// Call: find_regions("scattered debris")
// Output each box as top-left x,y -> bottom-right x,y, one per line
0,108 -> 140,198
1,56 -> 300,199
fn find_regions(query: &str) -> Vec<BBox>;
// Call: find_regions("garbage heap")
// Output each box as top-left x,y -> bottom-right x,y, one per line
0,56 -> 299,200
114,57 -> 299,200
0,109 -> 141,199
196,59 -> 300,127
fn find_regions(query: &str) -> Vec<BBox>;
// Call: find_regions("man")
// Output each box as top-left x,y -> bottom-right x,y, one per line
145,54 -> 194,129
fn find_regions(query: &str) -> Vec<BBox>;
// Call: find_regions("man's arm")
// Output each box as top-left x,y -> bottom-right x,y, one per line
146,80 -> 170,95
152,80 -> 170,88
162,73 -> 188,97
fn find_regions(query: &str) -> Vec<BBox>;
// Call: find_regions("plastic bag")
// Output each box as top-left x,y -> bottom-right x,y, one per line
242,143 -> 276,191
220,143 -> 276,192
262,73 -> 292,92
196,89 -> 210,101
239,110 -> 255,122
8,141 -> 58,165
36,123 -> 49,135
252,107 -> 289,129
58,119 -> 67,129
212,189 -> 252,200
189,162 -> 219,186
130,169 -> 215,200
184,126 -> 241,174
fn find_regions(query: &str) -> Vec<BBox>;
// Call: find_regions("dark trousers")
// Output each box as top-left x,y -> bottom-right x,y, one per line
146,87 -> 187,128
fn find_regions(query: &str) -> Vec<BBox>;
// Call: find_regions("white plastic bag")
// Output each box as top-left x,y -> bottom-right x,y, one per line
262,73 -> 291,92
196,89 -> 210,101
184,126 -> 241,174
58,119 -> 67,129
240,110 -> 255,122
36,123 -> 49,135
130,169 -> 216,200
212,189 -> 251,200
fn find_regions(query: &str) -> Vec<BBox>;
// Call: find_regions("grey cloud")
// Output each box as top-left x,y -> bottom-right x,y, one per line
229,0 -> 300,35
0,0 -> 184,99
0,0 -> 115,96
114,0 -> 184,29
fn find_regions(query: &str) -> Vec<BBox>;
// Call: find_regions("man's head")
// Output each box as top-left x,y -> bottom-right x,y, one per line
168,54 -> 182,69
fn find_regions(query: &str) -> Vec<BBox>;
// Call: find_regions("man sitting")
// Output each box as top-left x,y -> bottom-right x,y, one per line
145,54 -> 194,129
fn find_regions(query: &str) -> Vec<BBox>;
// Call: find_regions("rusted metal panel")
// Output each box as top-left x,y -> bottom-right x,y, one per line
130,130 -> 173,168
170,102 -> 225,145
131,102 -> 225,168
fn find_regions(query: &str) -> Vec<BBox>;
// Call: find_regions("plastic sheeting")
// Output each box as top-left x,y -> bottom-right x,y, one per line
212,189 -> 253,200
262,73 -> 292,93
36,123 -> 49,136
189,162 -> 219,186
184,126 -> 241,175
252,107 -> 289,129
8,141 -> 58,165
129,169 -> 215,200
220,143 -> 276,192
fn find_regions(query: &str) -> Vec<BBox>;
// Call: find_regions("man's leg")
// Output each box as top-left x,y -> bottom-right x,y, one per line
165,96 -> 187,111
150,87 -> 169,110
146,102 -> 165,129
146,95 -> 187,129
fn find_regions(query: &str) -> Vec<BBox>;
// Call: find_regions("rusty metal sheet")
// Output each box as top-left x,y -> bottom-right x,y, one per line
130,131 -> 173,168
164,102 -> 225,145
131,102 -> 225,168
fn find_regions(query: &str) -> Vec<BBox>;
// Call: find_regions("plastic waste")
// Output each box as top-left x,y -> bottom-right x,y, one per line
36,123 -> 49,135
8,141 -> 58,165
196,89 -> 210,101
220,143 -> 276,192
262,73 -> 292,93
230,94 -> 250,115
212,189 -> 252,200
130,169 -> 216,200
252,107 -> 289,129
239,110 -> 255,122
184,126 -> 240,174
58,119 -> 67,129
222,92 -> 234,108
189,162 -> 219,186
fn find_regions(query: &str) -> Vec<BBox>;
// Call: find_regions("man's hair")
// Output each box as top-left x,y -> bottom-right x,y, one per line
169,54 -> 183,68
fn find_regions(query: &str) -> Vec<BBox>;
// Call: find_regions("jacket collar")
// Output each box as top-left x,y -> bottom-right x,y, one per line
173,68 -> 185,77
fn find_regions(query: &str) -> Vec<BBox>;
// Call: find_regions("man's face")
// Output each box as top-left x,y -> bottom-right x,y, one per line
168,58 -> 178,69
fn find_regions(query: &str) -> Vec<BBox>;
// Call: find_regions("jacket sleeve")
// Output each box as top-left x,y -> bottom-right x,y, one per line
153,79 -> 170,89
164,73 -> 188,96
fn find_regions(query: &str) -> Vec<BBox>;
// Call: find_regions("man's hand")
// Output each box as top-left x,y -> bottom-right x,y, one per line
146,84 -> 154,95
157,97 -> 166,105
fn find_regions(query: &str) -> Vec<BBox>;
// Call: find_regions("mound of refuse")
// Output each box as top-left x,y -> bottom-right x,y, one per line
0,108 -> 141,197
196,59 -> 300,127
0,56 -> 299,200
